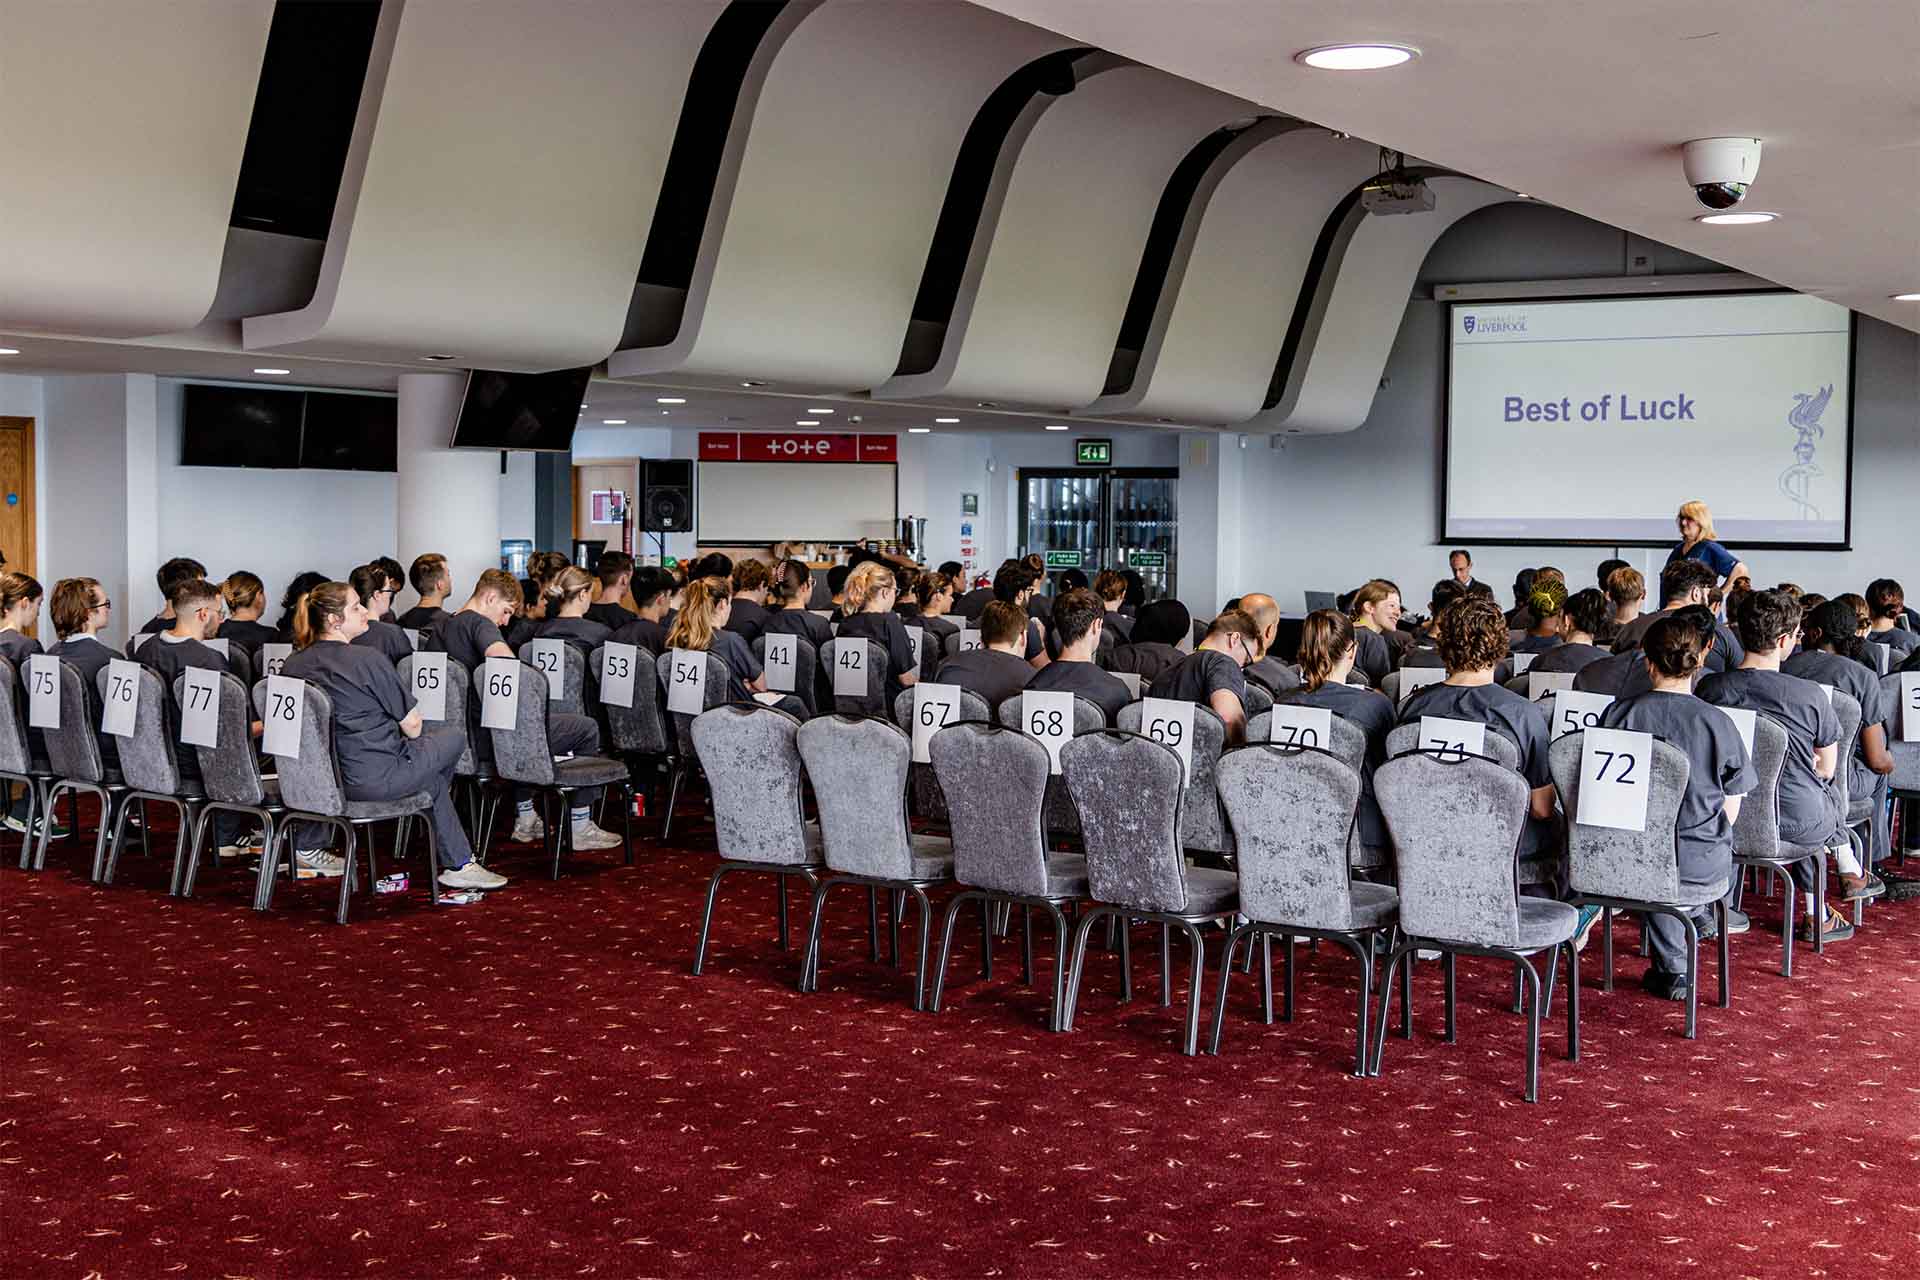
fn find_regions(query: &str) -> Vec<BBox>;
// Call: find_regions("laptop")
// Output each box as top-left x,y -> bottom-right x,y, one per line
1304,590 -> 1340,612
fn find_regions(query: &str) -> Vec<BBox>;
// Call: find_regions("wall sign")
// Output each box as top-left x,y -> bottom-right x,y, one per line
698,432 -> 898,463
1128,551 -> 1166,570
1044,550 -> 1083,569
1075,438 -> 1112,466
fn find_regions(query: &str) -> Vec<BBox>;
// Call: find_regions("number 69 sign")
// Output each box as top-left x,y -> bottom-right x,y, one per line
1576,726 -> 1653,832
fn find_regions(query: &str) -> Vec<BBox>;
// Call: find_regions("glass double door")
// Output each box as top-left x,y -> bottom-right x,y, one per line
1019,469 -> 1177,599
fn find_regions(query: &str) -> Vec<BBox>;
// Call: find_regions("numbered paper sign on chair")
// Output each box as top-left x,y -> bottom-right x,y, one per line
1577,727 -> 1654,831
480,656 -> 521,730
832,640 -> 867,698
404,628 -> 423,652
410,651 -> 449,721
524,639 -> 567,702
178,666 -> 222,748
911,682 -> 961,764
263,674 -> 306,757
904,626 -> 924,672
1902,672 -> 1920,743
1550,690 -> 1614,741
1021,689 -> 1074,775
762,634 -> 797,694
25,654 -> 59,729
1140,697 -> 1194,784
261,642 -> 292,678
1512,652 -> 1537,674
101,658 -> 142,738
667,648 -> 707,715
203,637 -> 230,660
957,628 -> 982,653
1114,671 -> 1142,701
1528,670 -> 1576,702
599,642 -> 638,708
1268,703 -> 1332,751
1418,715 -> 1486,760
1716,705 -> 1758,755
1398,666 -> 1446,704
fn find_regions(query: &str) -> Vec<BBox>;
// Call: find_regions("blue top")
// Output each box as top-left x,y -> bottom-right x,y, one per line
1667,538 -> 1739,580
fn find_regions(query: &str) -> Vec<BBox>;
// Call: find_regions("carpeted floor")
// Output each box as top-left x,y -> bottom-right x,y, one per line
2,812 -> 1916,1279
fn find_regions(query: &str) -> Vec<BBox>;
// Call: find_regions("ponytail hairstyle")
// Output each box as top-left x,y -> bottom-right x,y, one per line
771,559 -> 812,606
842,561 -> 896,613
914,570 -> 953,608
291,581 -> 353,650
730,558 -> 770,595
526,550 -> 570,589
1642,615 -> 1704,680
545,565 -> 594,611
0,571 -> 44,621
221,570 -> 265,615
665,576 -> 726,652
1524,579 -> 1568,628
1297,608 -> 1356,692
1804,599 -> 1872,667
348,562 -> 389,609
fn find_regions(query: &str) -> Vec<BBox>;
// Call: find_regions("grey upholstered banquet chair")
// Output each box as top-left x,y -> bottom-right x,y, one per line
689,703 -> 822,974
33,658 -> 140,878
97,666 -> 204,895
1116,700 -> 1231,858
1726,714 -> 1824,976
1371,749 -> 1580,1103
1058,729 -> 1238,1056
653,648 -> 731,840
795,715 -> 955,1010
819,637 -> 889,717
751,633 -> 820,717
1250,709 -> 1388,873
175,671 -> 286,900
927,722 -> 1089,1031
1824,688 -> 1873,928
1549,732 -> 1728,1038
0,657 -> 56,869
588,644 -> 671,841
1209,743 -> 1397,1074
486,663 -> 633,878
891,686 -> 991,825
996,692 -> 1106,839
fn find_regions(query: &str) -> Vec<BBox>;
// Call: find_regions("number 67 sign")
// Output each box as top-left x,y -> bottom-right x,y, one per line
1576,726 -> 1653,832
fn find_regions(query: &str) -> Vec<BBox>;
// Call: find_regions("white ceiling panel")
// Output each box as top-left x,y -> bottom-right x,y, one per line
243,0 -> 726,371
607,0 -> 1076,390
0,0 -> 274,338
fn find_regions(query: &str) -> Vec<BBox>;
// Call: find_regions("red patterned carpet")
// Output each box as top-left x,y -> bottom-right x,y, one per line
3,813 -> 1917,1279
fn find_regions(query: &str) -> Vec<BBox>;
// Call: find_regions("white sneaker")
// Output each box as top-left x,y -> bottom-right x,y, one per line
440,861 -> 508,890
508,812 -> 546,844
295,849 -> 345,878
217,833 -> 264,861
569,820 -> 624,851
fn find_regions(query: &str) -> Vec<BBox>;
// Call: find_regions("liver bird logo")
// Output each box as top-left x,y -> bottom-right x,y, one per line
1778,383 -> 1832,519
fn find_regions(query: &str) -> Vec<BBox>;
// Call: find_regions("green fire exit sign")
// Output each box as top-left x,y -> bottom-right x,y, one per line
1075,438 -> 1112,466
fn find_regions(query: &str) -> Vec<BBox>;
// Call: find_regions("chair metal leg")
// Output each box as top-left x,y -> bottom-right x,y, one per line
889,889 -> 903,968
1681,911 -> 1700,1039
620,783 -> 634,865
1398,943 -> 1412,1040
1117,918 -> 1133,1004
1520,958 -> 1543,1103
1206,923 -> 1250,1055
692,864 -> 734,975
1259,933 -> 1275,1025
1565,940 -> 1580,1061
867,886 -> 880,963
1715,898 -> 1731,1008
1281,933 -> 1296,1022
1179,922 -> 1207,1056
1045,904 -> 1069,1033
1601,906 -> 1615,991
1159,922 -> 1172,1008
1443,951 -> 1458,1043
1062,907 -> 1109,1031
775,873 -> 790,949
799,879 -> 837,993
911,888 -> 934,1012
101,793 -> 139,885
334,822 -> 358,925
1779,871 -> 1798,977
1351,937 -> 1375,1078
1369,943 -> 1415,1077
979,896 -> 993,980
929,891 -> 973,1014
175,807 -> 211,898
1021,906 -> 1033,986
660,761 -> 685,841
1542,944 -> 1561,1020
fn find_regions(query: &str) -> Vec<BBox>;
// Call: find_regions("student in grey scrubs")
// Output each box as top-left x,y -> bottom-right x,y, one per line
1511,580 -> 1567,656
1597,616 -> 1755,999
1864,579 -> 1919,663
1276,609 -> 1395,868
1237,593 -> 1299,694
1613,559 -> 1744,673
348,563 -> 415,665
1530,588 -> 1611,675
1698,590 -> 1872,943
281,581 -> 506,893
833,562 -> 919,705
1781,599 -> 1896,862
1022,589 -> 1132,722
531,566 -> 613,655
1578,606 -> 1717,699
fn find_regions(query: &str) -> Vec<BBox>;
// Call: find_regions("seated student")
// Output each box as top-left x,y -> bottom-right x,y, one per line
1023,589 -> 1131,722
216,572 -> 278,653
726,559 -> 771,642
1105,598 -> 1189,684
519,551 -> 569,622
274,571 -> 328,642
138,557 -> 208,636
1092,570 -> 1133,642
397,553 -> 451,631
1600,566 -> 1646,646
1349,580 -> 1406,680
1595,558 -> 1629,593
609,565 -> 679,656
1529,587 -> 1611,675
281,582 -> 506,892
1237,593 -> 1299,693
583,551 -> 638,631
1276,609 -> 1394,864
371,557 -> 406,622
989,561 -> 1050,669
1400,580 -> 1468,670
824,564 -> 852,623
0,573 -> 53,836
1596,616 -> 1756,999
1577,604 -> 1716,699
347,563 -> 414,665
1511,580 -> 1567,655
1782,599 -> 1895,858
1149,608 -> 1259,744
913,571 -> 960,643
503,578 -> 543,651
1613,559 -> 1744,672
429,569 -> 624,851
1022,553 -> 1054,622
533,566 -> 613,654
1699,589 -> 1872,940
833,561 -> 920,702
1864,579 -> 1919,662
933,600 -> 1034,709
1505,568 -> 1538,631
664,576 -> 776,705
1398,595 -> 1569,896
954,564 -> 998,621
47,577 -> 120,689
758,560 -> 833,650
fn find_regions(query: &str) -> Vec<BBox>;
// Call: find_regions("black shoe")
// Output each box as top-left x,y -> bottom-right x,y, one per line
1640,969 -> 1690,1002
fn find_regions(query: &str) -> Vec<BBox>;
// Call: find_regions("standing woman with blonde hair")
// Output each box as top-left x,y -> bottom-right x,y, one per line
1668,500 -> 1749,590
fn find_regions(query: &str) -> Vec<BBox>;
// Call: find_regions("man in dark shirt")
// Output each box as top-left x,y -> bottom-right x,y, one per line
1024,589 -> 1131,722
725,559 -> 771,643
609,564 -> 676,656
136,556 -> 208,636
1149,609 -> 1257,743
933,600 -> 1033,711
1613,559 -> 1744,672
988,562 -> 1049,668
397,552 -> 451,631
584,551 -> 640,631
1234,593 -> 1299,693
1505,568 -> 1537,632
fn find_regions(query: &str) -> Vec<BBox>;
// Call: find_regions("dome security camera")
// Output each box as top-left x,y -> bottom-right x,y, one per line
1682,137 -> 1763,210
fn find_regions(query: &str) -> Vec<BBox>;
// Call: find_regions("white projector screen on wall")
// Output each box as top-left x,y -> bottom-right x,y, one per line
696,461 -> 897,544
1445,292 -> 1852,546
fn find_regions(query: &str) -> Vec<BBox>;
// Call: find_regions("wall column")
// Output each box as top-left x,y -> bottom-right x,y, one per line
397,373 -> 499,596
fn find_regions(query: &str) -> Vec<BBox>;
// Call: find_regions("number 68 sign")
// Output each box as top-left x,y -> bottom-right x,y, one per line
1576,726 -> 1653,832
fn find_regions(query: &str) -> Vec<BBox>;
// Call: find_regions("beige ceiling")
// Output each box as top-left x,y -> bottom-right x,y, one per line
968,0 -> 1920,335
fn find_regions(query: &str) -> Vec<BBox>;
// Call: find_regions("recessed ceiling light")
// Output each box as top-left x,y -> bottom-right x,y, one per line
0,348 -> 17,356
421,353 -> 458,361
796,420 -> 819,427
253,367 -> 291,375
908,427 -> 932,434
1515,193 -> 1532,200
602,418 -> 628,425
1892,292 -> 1920,302
1296,43 -> 1419,71
1044,424 -> 1069,431
656,396 -> 685,404
661,410 -> 671,415
1694,211 -> 1778,225
807,407 -> 834,414
934,417 -> 960,424
740,379 -> 766,388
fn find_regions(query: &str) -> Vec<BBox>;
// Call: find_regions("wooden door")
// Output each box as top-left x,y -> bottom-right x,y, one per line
573,459 -> 638,605
0,419 -> 36,636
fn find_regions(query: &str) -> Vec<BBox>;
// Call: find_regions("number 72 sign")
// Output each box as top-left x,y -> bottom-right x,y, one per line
1576,726 -> 1653,832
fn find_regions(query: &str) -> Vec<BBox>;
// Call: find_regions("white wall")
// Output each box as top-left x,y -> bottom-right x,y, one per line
39,375 -> 133,638
498,450 -> 537,543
